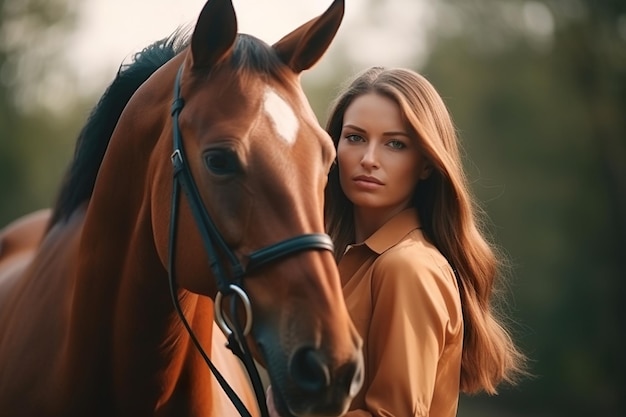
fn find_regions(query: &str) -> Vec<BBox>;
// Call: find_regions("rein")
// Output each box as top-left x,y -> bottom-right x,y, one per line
167,65 -> 335,417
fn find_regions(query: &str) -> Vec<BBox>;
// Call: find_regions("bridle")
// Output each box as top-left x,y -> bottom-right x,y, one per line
167,65 -> 335,417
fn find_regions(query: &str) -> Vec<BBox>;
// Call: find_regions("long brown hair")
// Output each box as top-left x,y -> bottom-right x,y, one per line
325,67 -> 526,394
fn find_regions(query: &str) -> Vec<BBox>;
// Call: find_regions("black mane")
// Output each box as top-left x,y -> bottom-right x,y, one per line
49,33 -> 188,227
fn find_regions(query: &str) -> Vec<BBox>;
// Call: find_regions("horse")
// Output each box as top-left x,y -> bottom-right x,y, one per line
0,0 -> 364,416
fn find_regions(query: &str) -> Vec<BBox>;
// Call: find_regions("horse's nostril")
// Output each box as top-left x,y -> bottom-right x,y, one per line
348,355 -> 364,397
289,347 -> 331,393
337,352 -> 364,398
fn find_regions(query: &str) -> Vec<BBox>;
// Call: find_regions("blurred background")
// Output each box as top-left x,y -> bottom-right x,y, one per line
0,0 -> 624,416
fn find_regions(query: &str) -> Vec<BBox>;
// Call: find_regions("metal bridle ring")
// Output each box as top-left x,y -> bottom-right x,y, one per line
214,284 -> 253,337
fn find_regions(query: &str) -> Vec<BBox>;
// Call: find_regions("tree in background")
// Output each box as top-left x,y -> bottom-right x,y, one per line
0,0 -> 82,225
418,1 -> 625,416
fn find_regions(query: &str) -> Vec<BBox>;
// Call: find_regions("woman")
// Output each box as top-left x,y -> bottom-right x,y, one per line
268,67 -> 526,416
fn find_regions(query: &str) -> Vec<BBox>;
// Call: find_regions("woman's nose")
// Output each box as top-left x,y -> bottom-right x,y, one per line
360,145 -> 379,169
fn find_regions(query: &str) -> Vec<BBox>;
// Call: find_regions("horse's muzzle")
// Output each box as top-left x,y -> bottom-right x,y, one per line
283,345 -> 364,417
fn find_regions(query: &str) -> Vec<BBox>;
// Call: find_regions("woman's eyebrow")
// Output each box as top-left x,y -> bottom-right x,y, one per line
342,124 -> 366,132
342,124 -> 409,137
382,131 -> 410,137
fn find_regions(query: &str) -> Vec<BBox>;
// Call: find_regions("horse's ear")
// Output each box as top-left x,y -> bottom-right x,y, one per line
189,0 -> 238,69
272,0 -> 344,73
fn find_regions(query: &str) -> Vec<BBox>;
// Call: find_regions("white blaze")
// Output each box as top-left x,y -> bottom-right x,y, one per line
263,88 -> 299,145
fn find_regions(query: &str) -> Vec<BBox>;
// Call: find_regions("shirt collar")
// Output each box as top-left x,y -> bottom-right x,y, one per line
362,208 -> 421,255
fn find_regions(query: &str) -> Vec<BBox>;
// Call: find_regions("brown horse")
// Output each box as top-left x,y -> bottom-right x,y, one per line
0,1 -> 363,416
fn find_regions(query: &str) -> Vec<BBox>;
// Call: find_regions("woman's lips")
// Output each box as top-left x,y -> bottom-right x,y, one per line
353,175 -> 384,189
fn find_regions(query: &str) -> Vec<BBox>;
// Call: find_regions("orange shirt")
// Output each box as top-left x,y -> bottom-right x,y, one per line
340,208 -> 463,417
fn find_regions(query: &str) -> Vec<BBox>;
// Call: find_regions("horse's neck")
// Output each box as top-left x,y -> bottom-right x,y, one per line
63,171 -> 217,413
75,196 -> 257,416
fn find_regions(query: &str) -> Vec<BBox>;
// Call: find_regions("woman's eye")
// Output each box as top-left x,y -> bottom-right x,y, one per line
388,139 -> 406,150
345,134 -> 364,143
204,149 -> 239,175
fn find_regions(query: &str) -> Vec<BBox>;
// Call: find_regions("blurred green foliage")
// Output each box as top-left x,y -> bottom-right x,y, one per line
0,1 -> 624,416
0,0 -> 84,222
422,1 -> 625,416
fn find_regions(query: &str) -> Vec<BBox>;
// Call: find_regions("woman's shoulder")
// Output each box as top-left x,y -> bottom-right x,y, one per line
369,229 -> 463,332
375,229 -> 452,277
371,229 -> 460,303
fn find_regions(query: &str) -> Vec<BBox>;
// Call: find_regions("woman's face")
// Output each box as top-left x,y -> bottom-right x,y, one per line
337,93 -> 429,215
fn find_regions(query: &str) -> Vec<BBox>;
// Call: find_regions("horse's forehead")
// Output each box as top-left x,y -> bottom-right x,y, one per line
262,87 -> 299,146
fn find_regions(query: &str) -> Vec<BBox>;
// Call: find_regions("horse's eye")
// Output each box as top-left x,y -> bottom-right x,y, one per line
204,149 -> 239,175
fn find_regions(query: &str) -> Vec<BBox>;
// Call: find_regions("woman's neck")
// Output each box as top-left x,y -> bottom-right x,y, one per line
352,205 -> 409,243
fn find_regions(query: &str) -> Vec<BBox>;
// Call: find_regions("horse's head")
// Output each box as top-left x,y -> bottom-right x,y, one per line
137,0 -> 362,415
